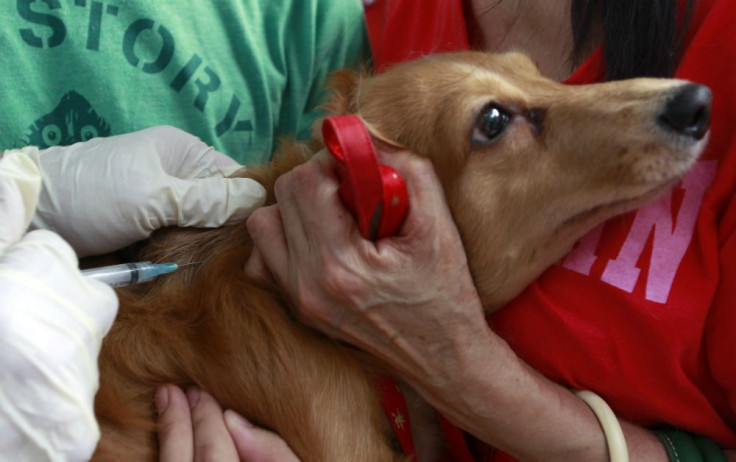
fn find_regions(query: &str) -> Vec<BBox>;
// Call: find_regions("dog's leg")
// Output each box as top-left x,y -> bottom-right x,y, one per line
92,270 -> 405,462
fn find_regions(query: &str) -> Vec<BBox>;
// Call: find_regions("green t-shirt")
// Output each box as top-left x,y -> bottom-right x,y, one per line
1,0 -> 369,165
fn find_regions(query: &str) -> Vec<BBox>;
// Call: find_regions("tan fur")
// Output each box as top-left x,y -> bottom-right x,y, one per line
92,52 -> 706,461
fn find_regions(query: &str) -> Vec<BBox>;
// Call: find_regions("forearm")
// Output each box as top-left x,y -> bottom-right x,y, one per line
412,327 -> 669,462
246,149 -> 730,461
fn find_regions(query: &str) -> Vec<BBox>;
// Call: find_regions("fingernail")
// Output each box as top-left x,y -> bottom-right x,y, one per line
155,386 -> 169,415
224,409 -> 254,429
186,387 -> 200,409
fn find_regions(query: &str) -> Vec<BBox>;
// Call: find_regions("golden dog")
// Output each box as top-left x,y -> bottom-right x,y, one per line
92,51 -> 711,461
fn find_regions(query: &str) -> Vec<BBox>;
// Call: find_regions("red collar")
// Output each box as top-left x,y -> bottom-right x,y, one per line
377,375 -> 480,461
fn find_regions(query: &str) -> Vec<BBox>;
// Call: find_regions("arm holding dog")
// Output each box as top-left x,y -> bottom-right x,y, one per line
245,150 -> 714,462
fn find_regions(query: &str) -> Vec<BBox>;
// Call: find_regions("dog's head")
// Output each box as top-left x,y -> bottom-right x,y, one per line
325,51 -> 710,310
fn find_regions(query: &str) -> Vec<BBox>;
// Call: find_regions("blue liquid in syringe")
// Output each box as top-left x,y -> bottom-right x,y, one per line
81,261 -> 179,287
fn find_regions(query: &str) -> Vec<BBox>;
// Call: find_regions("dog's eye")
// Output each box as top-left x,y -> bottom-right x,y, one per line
472,104 -> 511,145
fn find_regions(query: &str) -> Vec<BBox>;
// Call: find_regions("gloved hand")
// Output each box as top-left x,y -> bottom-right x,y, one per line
30,125 -> 266,257
0,150 -> 118,461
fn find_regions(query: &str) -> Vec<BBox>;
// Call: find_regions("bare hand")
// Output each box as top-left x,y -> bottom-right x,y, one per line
156,385 -> 300,462
245,150 -> 491,387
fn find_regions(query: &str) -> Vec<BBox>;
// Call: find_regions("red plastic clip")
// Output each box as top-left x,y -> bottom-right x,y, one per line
322,115 -> 409,240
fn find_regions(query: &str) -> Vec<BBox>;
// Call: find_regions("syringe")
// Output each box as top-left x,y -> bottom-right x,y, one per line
81,261 -> 183,287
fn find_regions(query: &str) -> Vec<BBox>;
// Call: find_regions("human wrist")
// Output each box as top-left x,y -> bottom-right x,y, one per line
416,328 -> 685,462
420,335 -> 613,462
414,327 -> 518,429
418,297 -> 494,391
575,390 -> 628,462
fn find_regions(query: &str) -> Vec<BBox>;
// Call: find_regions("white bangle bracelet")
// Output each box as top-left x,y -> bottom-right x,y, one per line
574,390 -> 629,462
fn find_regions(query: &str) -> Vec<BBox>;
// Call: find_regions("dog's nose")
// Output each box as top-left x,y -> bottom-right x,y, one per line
658,84 -> 712,140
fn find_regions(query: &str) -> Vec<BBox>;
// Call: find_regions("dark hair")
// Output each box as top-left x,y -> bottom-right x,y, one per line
571,0 -> 695,80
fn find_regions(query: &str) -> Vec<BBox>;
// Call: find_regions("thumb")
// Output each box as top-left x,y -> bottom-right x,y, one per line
167,176 -> 266,228
224,410 -> 301,461
144,125 -> 244,179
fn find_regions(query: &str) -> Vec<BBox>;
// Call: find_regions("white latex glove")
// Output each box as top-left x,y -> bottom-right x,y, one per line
30,125 -> 266,257
0,149 -> 118,461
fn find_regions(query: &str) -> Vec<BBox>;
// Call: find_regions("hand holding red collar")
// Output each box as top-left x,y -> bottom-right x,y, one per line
322,115 -> 409,241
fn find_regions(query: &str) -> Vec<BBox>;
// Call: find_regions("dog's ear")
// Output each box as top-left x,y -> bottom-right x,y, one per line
311,67 -> 406,150
311,68 -> 366,143
324,68 -> 364,116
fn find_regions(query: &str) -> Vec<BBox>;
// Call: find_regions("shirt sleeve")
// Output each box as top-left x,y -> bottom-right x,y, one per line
277,0 -> 371,142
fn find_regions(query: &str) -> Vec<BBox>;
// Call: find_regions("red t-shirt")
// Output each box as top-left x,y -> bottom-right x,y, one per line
365,0 -> 736,457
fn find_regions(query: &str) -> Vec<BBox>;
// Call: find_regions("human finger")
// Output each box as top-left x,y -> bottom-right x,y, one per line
224,410 -> 302,461
179,144 -> 246,179
296,151 -> 360,244
246,205 -> 288,287
377,150 -> 451,236
168,175 -> 266,227
242,247 -> 276,286
156,385 -> 194,462
2,229 -> 118,335
188,388 -> 239,461
274,152 -> 356,253
144,125 -> 242,179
